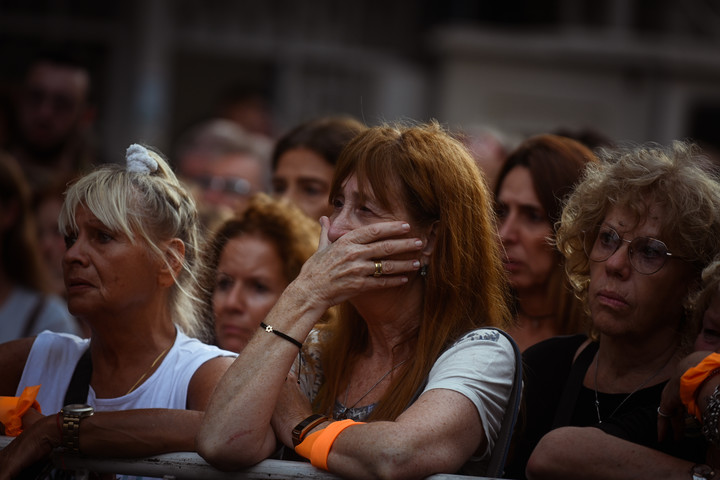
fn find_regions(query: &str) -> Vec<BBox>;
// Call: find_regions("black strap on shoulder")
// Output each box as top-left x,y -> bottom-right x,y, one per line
483,327 -> 523,478
63,347 -> 92,405
21,295 -> 47,338
551,340 -> 598,429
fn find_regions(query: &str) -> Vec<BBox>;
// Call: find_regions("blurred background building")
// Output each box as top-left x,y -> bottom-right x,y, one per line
2,0 -> 720,162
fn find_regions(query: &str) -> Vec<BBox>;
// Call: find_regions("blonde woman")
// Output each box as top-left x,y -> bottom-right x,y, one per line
0,145 -> 236,477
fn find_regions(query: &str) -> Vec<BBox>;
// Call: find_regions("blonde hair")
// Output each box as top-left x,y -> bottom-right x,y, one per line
58,145 -> 208,339
314,121 -> 513,420
557,141 -> 720,345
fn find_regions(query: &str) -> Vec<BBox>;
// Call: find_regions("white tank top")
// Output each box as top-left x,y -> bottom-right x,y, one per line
17,329 -> 236,413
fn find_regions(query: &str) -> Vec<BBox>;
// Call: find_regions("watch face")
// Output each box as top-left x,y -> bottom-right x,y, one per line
63,404 -> 94,415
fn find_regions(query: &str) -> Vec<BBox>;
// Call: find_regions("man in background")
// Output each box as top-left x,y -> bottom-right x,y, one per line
10,50 -> 97,193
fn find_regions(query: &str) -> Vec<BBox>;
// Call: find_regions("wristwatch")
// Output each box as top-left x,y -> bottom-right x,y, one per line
692,464 -> 716,480
291,413 -> 328,447
60,404 -> 94,453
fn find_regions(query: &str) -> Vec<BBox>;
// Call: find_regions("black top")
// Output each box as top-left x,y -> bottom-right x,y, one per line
504,334 -> 705,479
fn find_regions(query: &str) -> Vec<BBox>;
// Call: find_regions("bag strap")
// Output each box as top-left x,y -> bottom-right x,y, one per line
21,295 -> 47,338
63,347 -> 92,405
551,340 -> 598,428
484,327 -> 523,478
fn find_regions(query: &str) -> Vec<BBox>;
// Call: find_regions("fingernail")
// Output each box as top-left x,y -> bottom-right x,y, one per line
413,260 -> 420,268
415,240 -> 423,247
402,223 -> 410,230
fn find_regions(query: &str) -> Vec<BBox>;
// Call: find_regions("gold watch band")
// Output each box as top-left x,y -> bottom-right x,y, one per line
61,404 -> 94,453
61,415 -> 82,452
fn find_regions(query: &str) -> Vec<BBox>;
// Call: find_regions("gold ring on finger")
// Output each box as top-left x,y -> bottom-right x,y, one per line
373,260 -> 383,277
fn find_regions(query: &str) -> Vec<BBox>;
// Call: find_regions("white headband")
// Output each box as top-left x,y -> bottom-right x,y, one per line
126,144 -> 159,174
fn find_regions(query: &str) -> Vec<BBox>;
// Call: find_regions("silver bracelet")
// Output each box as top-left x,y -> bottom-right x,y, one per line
701,383 -> 720,447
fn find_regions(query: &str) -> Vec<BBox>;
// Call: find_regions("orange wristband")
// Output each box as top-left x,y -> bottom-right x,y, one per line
681,353 -> 720,421
0,385 -> 42,436
311,419 -> 363,470
294,419 -> 363,470
294,428 -> 323,459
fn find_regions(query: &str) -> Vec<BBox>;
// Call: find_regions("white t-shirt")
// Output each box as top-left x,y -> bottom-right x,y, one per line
296,327 -> 516,465
17,329 -> 237,413
0,288 -> 80,343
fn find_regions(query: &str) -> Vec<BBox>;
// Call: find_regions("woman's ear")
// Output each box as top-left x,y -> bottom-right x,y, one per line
421,221 -> 439,256
158,238 -> 185,287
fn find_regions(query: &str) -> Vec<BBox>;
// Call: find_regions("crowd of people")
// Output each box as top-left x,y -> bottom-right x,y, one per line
3,48 -> 720,480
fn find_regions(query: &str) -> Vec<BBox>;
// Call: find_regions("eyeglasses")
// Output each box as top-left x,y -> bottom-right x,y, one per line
196,176 -> 251,196
583,225 -> 679,275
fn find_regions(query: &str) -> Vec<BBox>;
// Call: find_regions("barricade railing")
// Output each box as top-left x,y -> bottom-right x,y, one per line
1,436 -> 502,479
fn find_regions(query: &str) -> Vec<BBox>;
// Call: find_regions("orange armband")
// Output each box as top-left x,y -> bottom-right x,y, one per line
0,385 -> 42,436
680,353 -> 720,422
294,419 -> 364,470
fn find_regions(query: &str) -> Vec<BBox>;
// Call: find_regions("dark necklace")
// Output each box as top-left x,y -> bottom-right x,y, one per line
336,359 -> 407,420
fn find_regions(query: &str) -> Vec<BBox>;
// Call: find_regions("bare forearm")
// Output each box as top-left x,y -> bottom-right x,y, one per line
326,420 -> 476,480
298,392 -> 482,480
327,422 -> 429,480
35,409 -> 204,457
198,283 -> 324,467
77,409 -> 203,456
0,409 -> 206,479
527,427 -> 695,480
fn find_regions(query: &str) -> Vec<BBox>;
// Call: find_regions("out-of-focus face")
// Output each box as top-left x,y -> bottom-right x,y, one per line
62,205 -> 163,320
272,147 -> 335,221
36,195 -> 66,296
587,204 -> 697,341
201,152 -> 265,213
212,234 -> 288,353
695,290 -> 720,352
496,166 -> 555,294
18,62 -> 90,154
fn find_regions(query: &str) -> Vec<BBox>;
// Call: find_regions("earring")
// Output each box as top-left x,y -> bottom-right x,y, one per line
420,264 -> 428,277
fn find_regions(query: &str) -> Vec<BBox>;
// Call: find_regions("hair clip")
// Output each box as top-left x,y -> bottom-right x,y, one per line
126,144 -> 158,174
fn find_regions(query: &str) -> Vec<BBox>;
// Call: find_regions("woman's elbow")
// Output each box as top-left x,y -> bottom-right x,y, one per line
367,458 -> 414,480
196,431 -> 267,471
525,429 -> 571,480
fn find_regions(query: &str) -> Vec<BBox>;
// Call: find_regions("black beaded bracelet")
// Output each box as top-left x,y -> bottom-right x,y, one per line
260,322 -> 302,349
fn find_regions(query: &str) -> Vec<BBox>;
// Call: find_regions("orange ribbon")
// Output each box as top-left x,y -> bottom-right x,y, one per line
680,353 -> 720,422
0,385 -> 42,436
